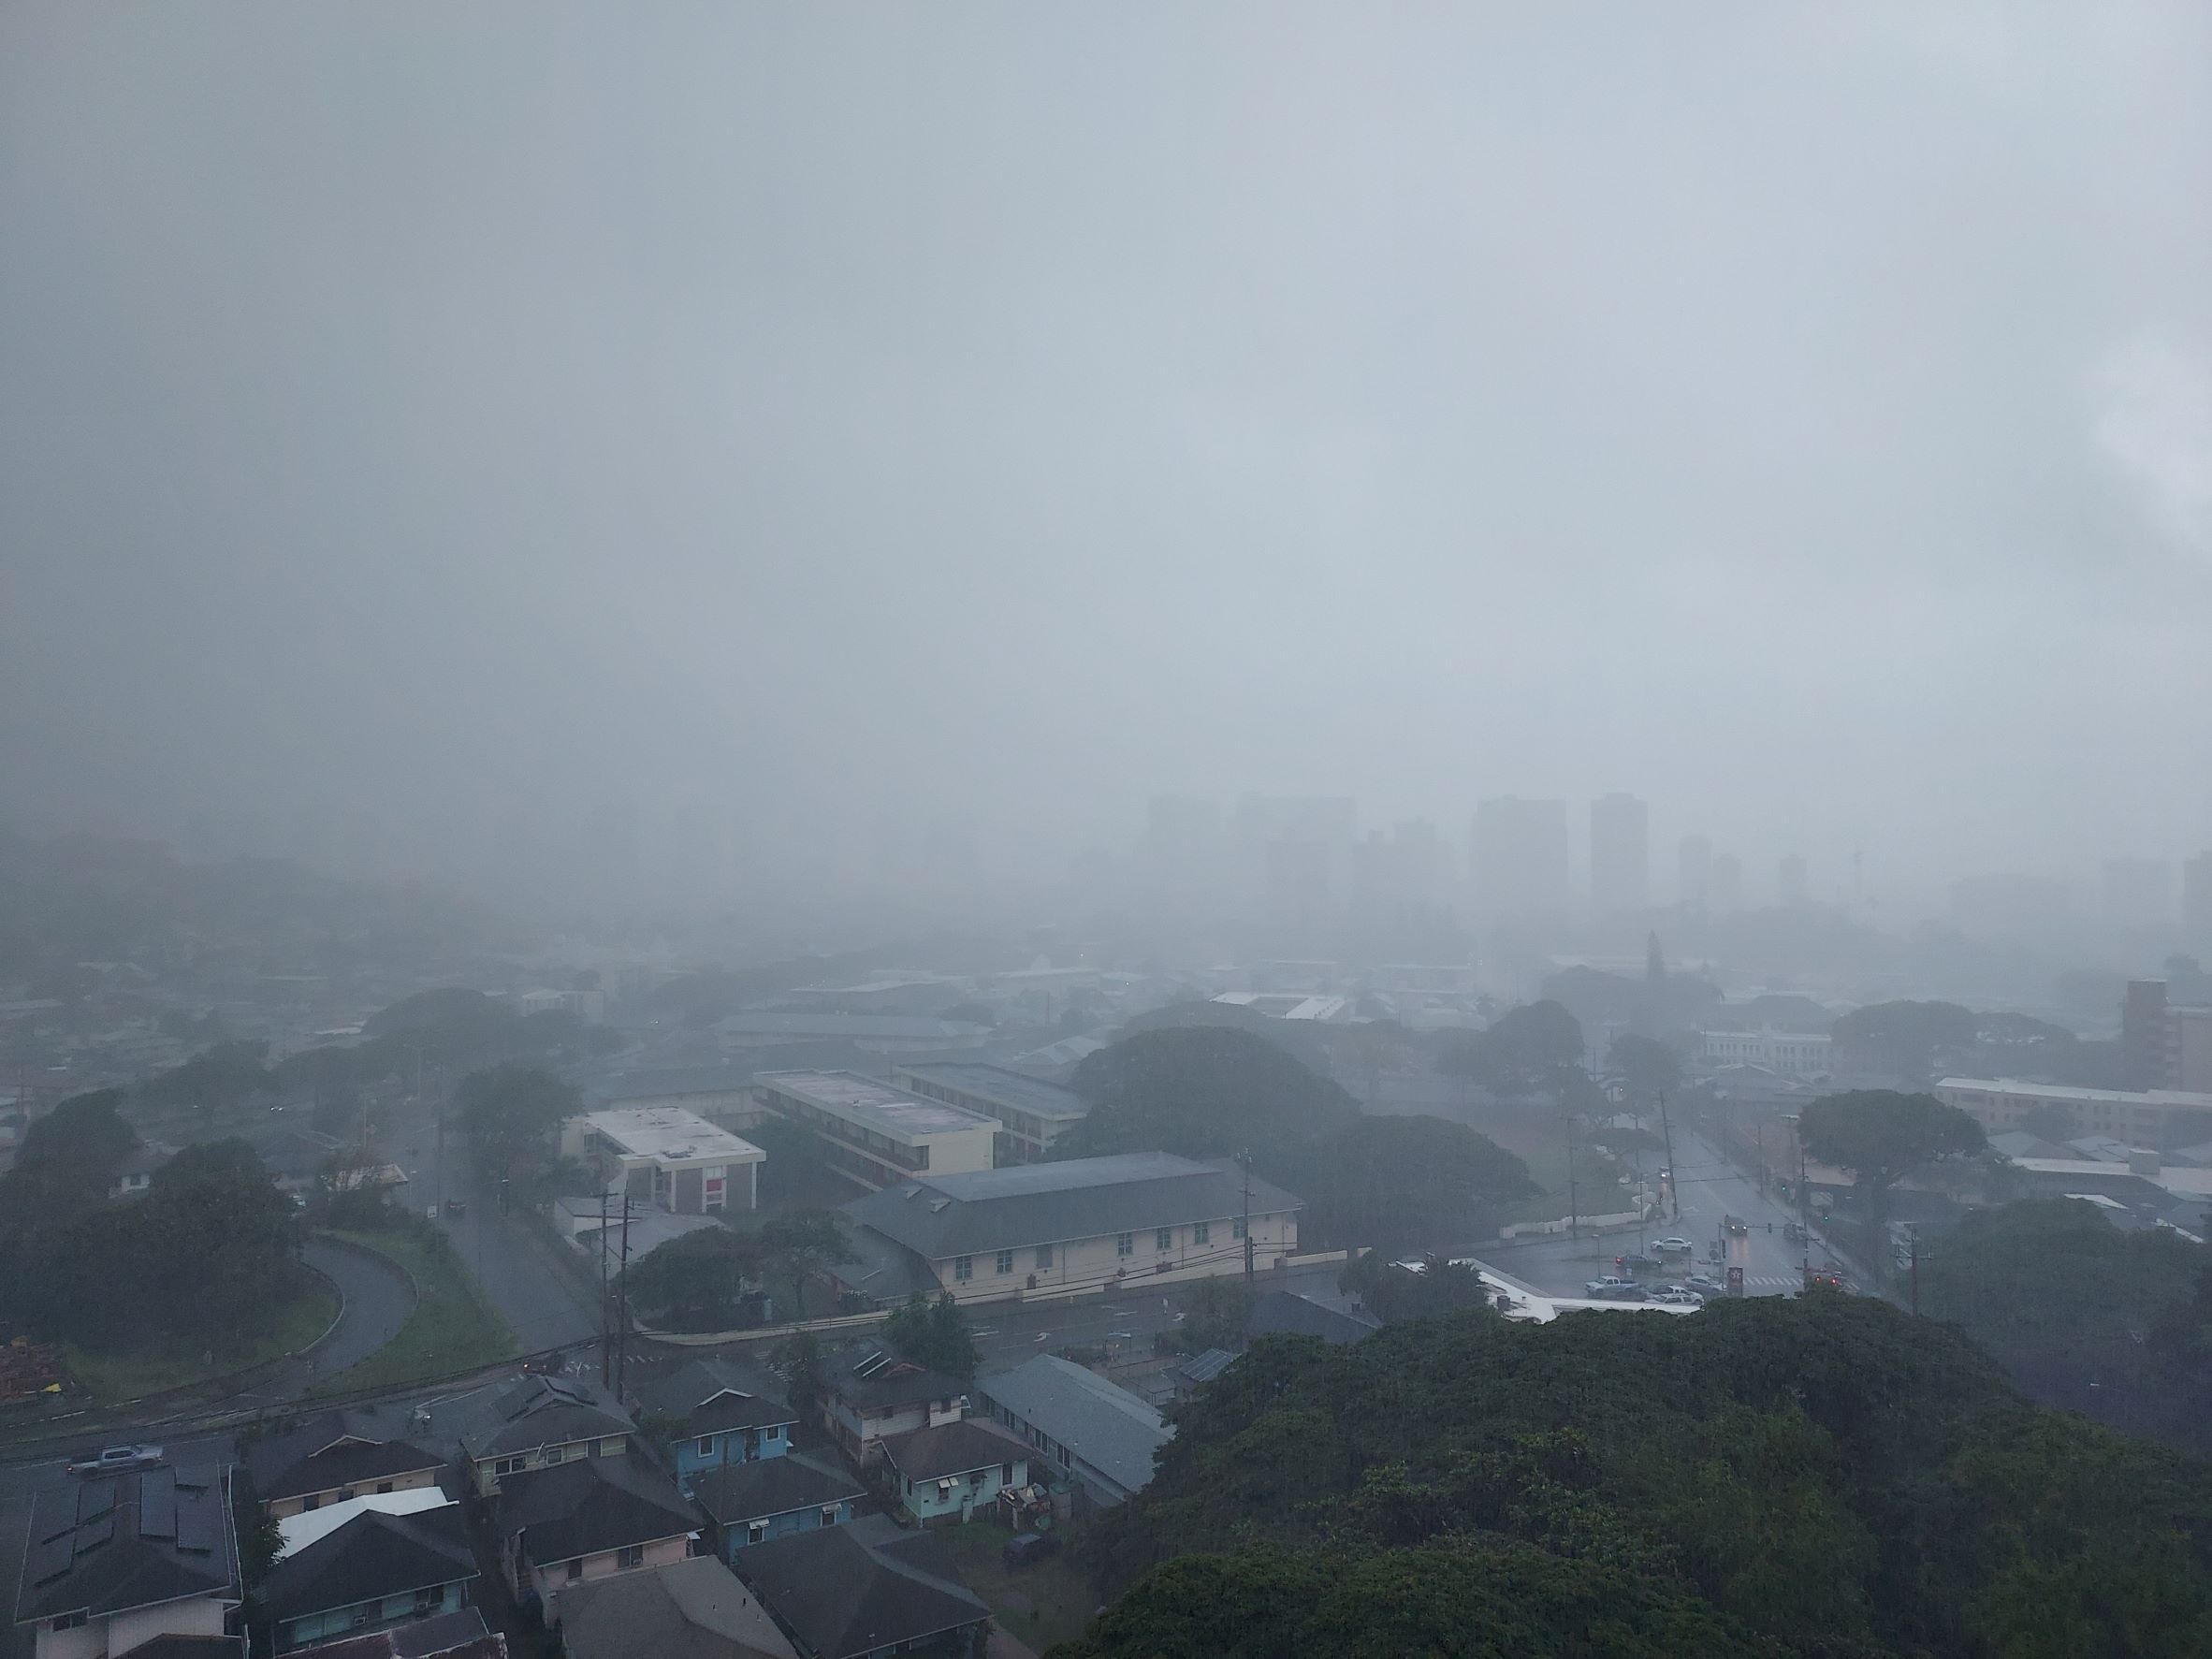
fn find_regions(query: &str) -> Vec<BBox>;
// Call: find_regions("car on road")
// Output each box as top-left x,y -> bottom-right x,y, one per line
1652,1237 -> 1693,1256
1783,1221 -> 1808,1244
69,1445 -> 163,1477
1583,1275 -> 1639,1295
444,1198 -> 467,1217
1681,1273 -> 1727,1297
1615,1252 -> 1662,1274
1723,1215 -> 1748,1236
1804,1267 -> 1852,1292
1650,1288 -> 1704,1307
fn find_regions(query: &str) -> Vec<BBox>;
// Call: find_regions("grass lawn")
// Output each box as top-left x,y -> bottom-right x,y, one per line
62,1270 -> 339,1404
938,1519 -> 1102,1654
313,1226 -> 519,1395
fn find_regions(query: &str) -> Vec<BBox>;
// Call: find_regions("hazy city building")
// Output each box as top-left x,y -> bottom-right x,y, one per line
1677,835 -> 1711,909
2185,851 -> 2212,946
2103,857 -> 2175,928
1710,851 -> 1743,911
1588,793 -> 1649,916
1778,853 -> 1809,909
1470,796 -> 1570,923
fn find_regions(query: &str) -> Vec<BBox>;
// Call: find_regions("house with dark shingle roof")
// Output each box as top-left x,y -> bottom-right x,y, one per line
242,1411 -> 445,1520
550,1555 -> 796,1659
489,1454 -> 704,1616
733,1514 -> 989,1659
692,1452 -> 864,1560
446,1375 -> 633,1496
13,1465 -> 240,1659
262,1503 -> 476,1653
877,1419 -> 1030,1527
626,1359 -> 797,1488
814,1344 -> 966,1468
284,1606 -> 503,1658
835,1153 -> 1301,1308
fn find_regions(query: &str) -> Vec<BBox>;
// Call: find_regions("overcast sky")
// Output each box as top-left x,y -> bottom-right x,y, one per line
3,3 -> 2207,916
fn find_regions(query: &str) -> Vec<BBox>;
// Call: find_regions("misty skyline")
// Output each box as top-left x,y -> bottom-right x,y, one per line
4,4 -> 2208,919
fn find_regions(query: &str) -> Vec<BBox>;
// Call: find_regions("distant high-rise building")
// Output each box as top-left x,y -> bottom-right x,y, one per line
1710,851 -> 1743,910
2184,851 -> 2212,946
1233,794 -> 1356,916
2121,979 -> 2170,1091
2103,857 -> 2174,928
1142,794 -> 1222,895
1589,794 -> 1649,915
1470,797 -> 1569,923
1678,836 -> 1712,909
1778,853 -> 1808,909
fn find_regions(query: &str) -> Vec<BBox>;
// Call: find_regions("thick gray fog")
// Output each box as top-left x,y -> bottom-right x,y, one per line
3,3 -> 2208,923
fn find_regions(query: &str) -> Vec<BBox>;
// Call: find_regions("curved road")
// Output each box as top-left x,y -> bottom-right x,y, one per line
231,1238 -> 417,1404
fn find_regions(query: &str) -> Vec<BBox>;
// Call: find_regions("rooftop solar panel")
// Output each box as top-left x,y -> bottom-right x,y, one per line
139,1468 -> 178,1539
73,1511 -> 114,1555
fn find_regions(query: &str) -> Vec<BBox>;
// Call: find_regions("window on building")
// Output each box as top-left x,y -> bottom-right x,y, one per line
821,1506 -> 839,1526
616,1545 -> 645,1570
1116,1232 -> 1133,1257
995,1249 -> 1014,1274
748,1521 -> 767,1545
968,1467 -> 985,1486
954,1256 -> 973,1282
1193,1222 -> 1210,1244
1157,1228 -> 1173,1252
1036,1244 -> 1053,1269
1000,1462 -> 1013,1484
50,1612 -> 87,1633
566,1559 -> 584,1582
414,1587 -> 443,1614
697,1436 -> 715,1457
336,1487 -> 356,1502
1232,1216 -> 1246,1240
376,1482 -> 394,1494
300,1492 -> 320,1511
544,1447 -> 564,1466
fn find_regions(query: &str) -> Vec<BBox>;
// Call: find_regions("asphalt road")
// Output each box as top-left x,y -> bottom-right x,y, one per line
394,1103 -> 602,1354
1479,1128 -> 1847,1301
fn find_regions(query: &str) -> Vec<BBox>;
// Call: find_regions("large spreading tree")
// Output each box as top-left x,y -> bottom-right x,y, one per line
1797,1088 -> 1985,1224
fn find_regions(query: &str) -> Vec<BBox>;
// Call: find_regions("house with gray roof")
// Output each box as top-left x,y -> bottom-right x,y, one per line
814,1345 -> 966,1467
446,1376 -> 633,1495
732,1514 -> 989,1659
876,1419 -> 1029,1527
836,1152 -> 1302,1307
550,1556 -> 795,1659
692,1452 -> 863,1560
294,1607 -> 503,1658
242,1411 -> 444,1520
262,1503 -> 476,1653
977,1354 -> 1171,1508
14,1465 -> 240,1659
490,1455 -> 704,1617
626,1358 -> 798,1488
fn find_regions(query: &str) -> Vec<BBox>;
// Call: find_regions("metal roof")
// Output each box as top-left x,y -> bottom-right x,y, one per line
977,1356 -> 1171,1496
751,1071 -> 997,1141
842,1153 -> 1301,1260
893,1064 -> 1088,1123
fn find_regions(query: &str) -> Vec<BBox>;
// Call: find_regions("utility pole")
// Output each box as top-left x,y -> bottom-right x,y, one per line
1755,1120 -> 1767,1194
1655,1092 -> 1679,1220
614,1194 -> 633,1398
1240,1152 -> 1255,1290
1791,1115 -> 1812,1286
598,1186 -> 611,1388
1564,1113 -> 1580,1243
1908,1226 -> 1919,1317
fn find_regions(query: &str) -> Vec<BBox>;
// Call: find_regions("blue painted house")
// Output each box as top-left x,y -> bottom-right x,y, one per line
879,1419 -> 1031,1527
691,1448 -> 865,1559
628,1357 -> 797,1486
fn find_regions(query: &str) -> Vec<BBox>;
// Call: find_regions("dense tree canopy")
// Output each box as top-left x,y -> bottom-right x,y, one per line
1285,1114 -> 1533,1251
1829,999 -> 1977,1079
1437,1000 -> 1585,1098
1340,1251 -> 1501,1326
1921,1198 -> 2212,1456
1798,1090 -> 1985,1222
627,1226 -> 764,1332
883,1290 -> 979,1383
1060,1296 -> 2212,1658
13,1139 -> 303,1349
1606,1033 -> 1683,1102
455,1064 -> 581,1186
1059,1026 -> 1359,1163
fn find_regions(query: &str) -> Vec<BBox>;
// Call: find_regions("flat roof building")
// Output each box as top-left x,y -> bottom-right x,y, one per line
837,1152 -> 1302,1306
891,1063 -> 1089,1166
750,1072 -> 996,1190
1935,1078 -> 2212,1148
561,1107 -> 766,1215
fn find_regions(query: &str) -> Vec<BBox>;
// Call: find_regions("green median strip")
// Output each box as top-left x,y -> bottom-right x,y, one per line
313,1225 -> 520,1394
